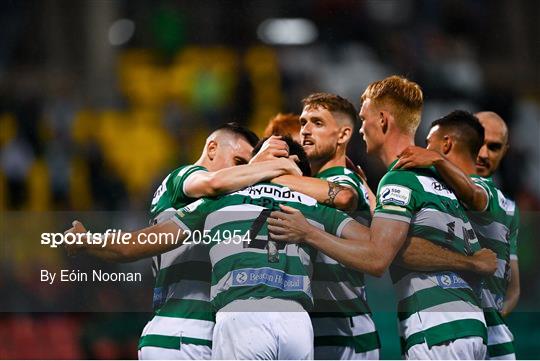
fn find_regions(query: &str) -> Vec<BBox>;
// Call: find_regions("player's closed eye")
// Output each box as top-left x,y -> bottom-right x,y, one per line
234,157 -> 248,165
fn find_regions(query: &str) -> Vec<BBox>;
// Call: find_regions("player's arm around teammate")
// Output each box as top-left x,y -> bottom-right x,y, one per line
271,174 -> 358,211
64,218 -> 190,262
268,204 -> 406,277
184,135 -> 301,198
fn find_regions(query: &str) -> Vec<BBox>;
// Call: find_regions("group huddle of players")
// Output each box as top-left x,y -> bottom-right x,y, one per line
65,75 -> 520,360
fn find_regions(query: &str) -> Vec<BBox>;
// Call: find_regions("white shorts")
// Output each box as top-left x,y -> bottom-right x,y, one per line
212,299 -> 314,360
406,336 -> 486,360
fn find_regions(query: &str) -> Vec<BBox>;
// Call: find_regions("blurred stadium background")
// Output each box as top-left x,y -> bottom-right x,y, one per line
1,0 -> 539,359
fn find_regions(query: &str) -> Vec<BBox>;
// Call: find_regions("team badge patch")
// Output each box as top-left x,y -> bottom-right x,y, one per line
379,185 -> 411,206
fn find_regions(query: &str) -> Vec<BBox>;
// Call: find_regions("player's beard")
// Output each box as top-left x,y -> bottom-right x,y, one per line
306,144 -> 337,172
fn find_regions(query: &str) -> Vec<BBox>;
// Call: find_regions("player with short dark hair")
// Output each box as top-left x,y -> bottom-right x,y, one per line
393,109 -> 519,359
429,110 -> 485,160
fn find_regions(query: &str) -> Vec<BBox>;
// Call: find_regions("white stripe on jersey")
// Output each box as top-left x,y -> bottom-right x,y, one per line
487,324 -> 514,346
400,301 -> 485,336
471,220 -> 510,244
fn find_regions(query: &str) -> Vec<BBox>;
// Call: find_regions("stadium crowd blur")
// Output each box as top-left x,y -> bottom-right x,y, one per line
1,1 -> 539,359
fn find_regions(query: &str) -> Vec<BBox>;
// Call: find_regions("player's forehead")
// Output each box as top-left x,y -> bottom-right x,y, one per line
479,116 -> 507,144
300,105 -> 335,122
230,136 -> 254,158
359,98 -> 374,117
426,125 -> 441,141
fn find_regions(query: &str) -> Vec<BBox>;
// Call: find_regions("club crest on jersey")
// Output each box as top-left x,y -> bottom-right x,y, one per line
379,185 -> 411,206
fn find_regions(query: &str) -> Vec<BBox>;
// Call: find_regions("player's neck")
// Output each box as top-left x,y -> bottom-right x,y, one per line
447,153 -> 477,175
381,134 -> 415,167
195,156 -> 216,172
311,147 -> 346,175
314,156 -> 346,175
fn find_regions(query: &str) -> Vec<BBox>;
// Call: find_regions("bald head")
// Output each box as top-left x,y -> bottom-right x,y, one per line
475,111 -> 509,144
474,111 -> 509,177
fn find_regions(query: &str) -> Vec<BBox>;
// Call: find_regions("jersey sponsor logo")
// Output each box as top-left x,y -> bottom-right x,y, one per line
379,185 -> 411,206
235,184 -> 316,206
231,267 -> 304,291
417,176 -> 457,200
435,273 -> 470,289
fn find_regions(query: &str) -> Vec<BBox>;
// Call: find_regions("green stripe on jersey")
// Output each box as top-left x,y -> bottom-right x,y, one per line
488,341 -> 515,358
312,262 -> 365,286
403,318 -> 487,351
155,299 -> 214,321
398,285 -> 479,320
138,334 -> 212,350
154,261 -> 211,287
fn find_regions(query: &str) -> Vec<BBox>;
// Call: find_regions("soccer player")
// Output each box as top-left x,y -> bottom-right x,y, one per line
267,76 -> 497,359
476,111 -> 520,319
65,137 -> 379,360
268,94 -> 379,360
91,122 -> 301,360
393,110 -> 520,359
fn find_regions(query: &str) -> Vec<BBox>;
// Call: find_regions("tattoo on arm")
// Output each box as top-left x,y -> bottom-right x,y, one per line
323,181 -> 346,207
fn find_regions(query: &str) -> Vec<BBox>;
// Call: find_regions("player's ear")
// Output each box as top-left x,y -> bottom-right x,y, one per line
207,140 -> 218,161
337,125 -> 352,145
442,135 -> 452,155
380,111 -> 389,134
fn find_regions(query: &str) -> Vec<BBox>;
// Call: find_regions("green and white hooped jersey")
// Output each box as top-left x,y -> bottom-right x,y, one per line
374,162 -> 487,352
311,166 -> 380,354
139,164 -> 214,351
470,176 -> 518,358
173,182 -> 353,312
